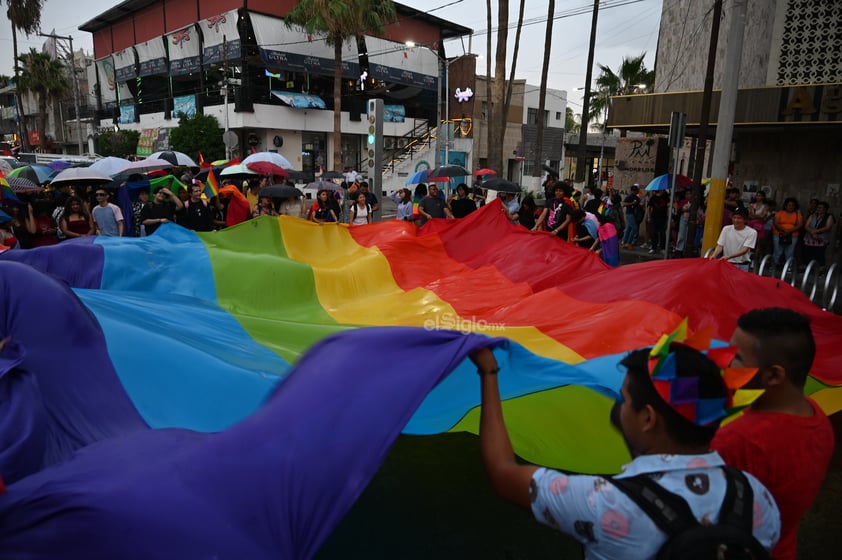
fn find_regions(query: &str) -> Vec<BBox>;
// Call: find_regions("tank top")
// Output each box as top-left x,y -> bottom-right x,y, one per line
351,203 -> 370,225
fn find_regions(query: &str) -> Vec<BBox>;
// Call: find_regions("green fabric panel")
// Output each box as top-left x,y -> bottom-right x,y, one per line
449,385 -> 631,475
200,218 -> 342,363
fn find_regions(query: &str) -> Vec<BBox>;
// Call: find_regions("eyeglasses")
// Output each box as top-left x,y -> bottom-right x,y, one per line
95,193 -> 107,197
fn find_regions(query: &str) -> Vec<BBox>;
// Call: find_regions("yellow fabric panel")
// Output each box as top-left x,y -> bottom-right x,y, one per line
278,217 -> 584,363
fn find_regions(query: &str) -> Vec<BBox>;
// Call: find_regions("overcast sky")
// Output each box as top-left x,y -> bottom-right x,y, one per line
0,0 -> 662,113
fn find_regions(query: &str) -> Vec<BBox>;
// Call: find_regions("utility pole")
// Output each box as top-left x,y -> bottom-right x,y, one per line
575,0 -> 599,188
223,35 -> 231,160
39,31 -> 85,155
686,0 -> 723,255
702,0 -> 747,253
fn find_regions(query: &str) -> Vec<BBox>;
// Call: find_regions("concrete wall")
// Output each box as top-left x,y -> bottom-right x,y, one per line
655,0 -> 776,92
732,127 -> 842,213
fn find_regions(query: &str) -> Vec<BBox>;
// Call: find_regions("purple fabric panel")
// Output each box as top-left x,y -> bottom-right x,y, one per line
0,341 -> 47,485
0,237 -> 104,289
0,328 -> 500,559
0,261 -> 147,479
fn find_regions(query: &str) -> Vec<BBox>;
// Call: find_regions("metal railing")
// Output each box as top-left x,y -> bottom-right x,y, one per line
708,250 -> 839,313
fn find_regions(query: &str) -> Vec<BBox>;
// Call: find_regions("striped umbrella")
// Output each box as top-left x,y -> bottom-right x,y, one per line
7,176 -> 41,193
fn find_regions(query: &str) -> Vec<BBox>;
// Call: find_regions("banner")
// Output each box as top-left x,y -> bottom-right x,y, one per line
202,10 -> 241,66
173,95 -> 197,117
168,25 -> 201,76
137,37 -> 168,77
95,56 -> 117,108
136,128 -> 158,157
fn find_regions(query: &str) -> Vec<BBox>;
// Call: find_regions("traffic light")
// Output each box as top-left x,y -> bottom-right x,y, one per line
366,98 -> 383,205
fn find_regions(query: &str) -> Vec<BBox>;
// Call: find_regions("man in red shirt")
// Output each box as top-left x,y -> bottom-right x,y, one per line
711,308 -> 834,560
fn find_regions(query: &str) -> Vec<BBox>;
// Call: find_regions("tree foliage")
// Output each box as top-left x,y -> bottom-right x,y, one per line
588,53 -> 655,131
284,0 -> 397,170
4,0 -> 44,35
565,107 -> 580,135
16,48 -> 69,150
97,129 -> 140,158
5,0 -> 45,150
169,112 -> 225,164
487,0 -> 509,174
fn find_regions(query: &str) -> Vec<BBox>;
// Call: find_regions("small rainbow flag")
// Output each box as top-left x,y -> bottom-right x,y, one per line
204,169 -> 219,199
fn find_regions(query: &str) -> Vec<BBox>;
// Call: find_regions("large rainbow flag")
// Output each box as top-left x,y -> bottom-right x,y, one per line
1,199 -> 840,558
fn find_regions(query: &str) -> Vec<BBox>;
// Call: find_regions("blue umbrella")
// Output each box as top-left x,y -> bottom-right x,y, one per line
644,173 -> 693,191
0,209 -> 11,223
406,169 -> 429,185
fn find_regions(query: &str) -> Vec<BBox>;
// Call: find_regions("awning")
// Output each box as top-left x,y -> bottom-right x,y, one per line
271,90 -> 327,109
113,47 -> 137,81
167,25 -> 201,76
95,56 -> 118,107
137,37 -> 168,77
365,38 -> 438,91
202,9 -> 241,66
250,12 -> 359,79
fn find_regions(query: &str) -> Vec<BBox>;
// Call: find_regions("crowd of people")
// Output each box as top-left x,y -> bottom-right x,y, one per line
3,169 -> 836,275
615,182 -> 836,270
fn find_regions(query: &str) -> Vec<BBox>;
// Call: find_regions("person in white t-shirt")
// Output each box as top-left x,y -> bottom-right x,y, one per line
709,206 -> 757,271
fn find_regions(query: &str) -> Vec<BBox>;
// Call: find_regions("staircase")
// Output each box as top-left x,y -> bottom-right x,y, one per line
380,122 -> 438,194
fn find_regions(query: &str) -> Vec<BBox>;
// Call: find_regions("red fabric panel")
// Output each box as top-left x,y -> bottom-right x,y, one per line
134,4 -> 165,42
559,259 -> 842,384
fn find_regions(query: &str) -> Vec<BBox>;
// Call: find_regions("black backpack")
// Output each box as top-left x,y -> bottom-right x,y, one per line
609,466 -> 771,560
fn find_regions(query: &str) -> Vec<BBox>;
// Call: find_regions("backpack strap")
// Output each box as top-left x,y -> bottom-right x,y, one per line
609,473 -> 699,538
717,466 -> 754,534
609,467 -> 768,557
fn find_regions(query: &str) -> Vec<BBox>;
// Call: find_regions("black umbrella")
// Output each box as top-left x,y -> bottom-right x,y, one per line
482,178 -> 522,193
428,165 -> 470,179
286,170 -> 310,182
259,184 -> 303,198
541,164 -> 559,177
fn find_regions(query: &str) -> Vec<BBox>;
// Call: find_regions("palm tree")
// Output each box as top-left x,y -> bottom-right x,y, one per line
588,53 -> 655,136
487,0 -> 509,174
565,107 -> 581,135
16,48 -> 69,151
531,0 -> 555,180
4,0 -> 45,151
284,0 -> 397,171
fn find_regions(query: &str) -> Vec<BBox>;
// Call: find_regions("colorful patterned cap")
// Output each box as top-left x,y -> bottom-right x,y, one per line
647,319 -> 758,427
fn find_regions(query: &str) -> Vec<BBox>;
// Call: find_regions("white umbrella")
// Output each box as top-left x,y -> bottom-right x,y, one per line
50,167 -> 114,186
148,150 -> 199,168
242,151 -> 293,170
90,156 -> 131,176
0,158 -> 13,174
114,159 -> 174,176
220,164 -> 258,177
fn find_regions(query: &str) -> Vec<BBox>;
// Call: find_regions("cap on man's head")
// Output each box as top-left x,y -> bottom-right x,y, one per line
733,206 -> 749,218
631,184 -> 640,191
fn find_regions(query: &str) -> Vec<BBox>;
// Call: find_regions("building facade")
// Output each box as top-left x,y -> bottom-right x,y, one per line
609,0 -> 842,206
79,0 -> 469,176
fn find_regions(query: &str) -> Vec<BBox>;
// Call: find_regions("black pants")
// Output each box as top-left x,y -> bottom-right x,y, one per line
650,220 -> 666,251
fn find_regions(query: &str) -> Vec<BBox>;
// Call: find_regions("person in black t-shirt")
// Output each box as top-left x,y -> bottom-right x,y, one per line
140,187 -> 184,235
